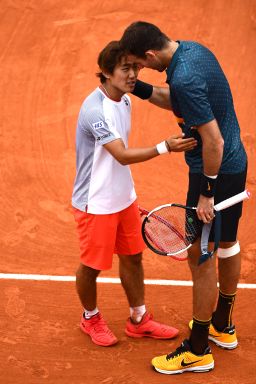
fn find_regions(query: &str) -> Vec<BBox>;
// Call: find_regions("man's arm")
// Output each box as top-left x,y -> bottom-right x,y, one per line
104,133 -> 197,165
149,86 -> 172,110
104,139 -> 158,165
197,119 -> 224,176
132,80 -> 172,110
196,119 -> 224,223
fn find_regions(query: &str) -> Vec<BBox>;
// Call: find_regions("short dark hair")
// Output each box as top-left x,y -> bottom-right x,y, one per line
96,41 -> 125,83
120,21 -> 170,58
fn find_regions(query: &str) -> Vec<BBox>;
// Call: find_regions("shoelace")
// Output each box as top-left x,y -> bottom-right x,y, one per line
90,316 -> 114,335
166,343 -> 187,360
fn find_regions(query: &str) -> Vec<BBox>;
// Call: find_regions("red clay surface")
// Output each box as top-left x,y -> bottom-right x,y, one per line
0,1 -> 256,383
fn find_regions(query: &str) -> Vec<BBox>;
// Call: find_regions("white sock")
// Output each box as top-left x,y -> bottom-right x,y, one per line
130,305 -> 146,323
83,307 -> 99,319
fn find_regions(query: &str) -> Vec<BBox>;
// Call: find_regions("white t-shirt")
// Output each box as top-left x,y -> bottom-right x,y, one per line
72,87 -> 136,214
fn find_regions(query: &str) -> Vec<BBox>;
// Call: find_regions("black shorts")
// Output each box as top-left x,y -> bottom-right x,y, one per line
186,167 -> 247,242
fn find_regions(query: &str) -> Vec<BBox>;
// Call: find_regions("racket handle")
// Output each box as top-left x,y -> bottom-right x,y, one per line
214,190 -> 250,211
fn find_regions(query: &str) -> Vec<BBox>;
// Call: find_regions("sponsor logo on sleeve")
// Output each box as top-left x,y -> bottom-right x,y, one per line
96,132 -> 112,141
92,121 -> 104,130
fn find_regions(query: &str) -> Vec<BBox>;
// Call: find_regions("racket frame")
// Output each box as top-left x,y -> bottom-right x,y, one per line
140,189 -> 250,259
141,203 -> 194,258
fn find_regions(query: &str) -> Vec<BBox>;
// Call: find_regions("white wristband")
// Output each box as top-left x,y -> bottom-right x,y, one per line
204,173 -> 218,179
156,141 -> 168,155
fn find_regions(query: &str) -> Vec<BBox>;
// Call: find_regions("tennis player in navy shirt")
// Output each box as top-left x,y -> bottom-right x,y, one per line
121,21 -> 247,375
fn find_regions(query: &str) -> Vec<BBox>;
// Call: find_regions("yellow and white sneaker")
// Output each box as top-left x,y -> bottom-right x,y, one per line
151,339 -> 214,375
189,320 -> 238,350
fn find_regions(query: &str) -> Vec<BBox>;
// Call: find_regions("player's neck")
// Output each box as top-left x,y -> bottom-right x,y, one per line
170,40 -> 179,56
100,83 -> 123,102
162,40 -> 179,67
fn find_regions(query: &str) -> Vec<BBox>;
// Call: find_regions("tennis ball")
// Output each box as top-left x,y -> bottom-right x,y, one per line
188,217 -> 193,223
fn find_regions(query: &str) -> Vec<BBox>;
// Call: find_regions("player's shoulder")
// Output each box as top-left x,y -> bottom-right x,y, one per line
181,40 -> 211,53
82,87 -> 103,107
77,88 -> 106,128
80,88 -> 104,113
172,69 -> 201,92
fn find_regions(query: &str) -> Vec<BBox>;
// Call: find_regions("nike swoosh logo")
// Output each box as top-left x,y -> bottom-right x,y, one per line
181,358 -> 203,367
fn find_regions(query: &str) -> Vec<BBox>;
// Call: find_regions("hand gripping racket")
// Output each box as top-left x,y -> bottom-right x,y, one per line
140,190 -> 250,263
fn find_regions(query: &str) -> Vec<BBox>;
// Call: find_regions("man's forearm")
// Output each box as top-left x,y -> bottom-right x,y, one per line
149,86 -> 172,110
200,139 -> 223,198
197,119 -> 224,176
202,138 -> 224,176
197,119 -> 224,198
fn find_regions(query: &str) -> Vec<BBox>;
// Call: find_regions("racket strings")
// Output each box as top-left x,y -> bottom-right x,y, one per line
144,206 -> 200,255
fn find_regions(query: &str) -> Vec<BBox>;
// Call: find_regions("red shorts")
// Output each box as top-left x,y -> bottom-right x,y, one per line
73,201 -> 146,270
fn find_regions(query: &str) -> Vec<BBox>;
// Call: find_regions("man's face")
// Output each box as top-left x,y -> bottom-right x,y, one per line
109,57 -> 140,93
126,52 -> 167,72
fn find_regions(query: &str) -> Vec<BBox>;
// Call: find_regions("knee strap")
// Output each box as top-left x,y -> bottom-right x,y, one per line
217,241 -> 240,259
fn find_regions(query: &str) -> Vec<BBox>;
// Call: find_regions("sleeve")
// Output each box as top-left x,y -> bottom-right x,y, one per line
173,74 -> 215,127
79,106 -> 121,146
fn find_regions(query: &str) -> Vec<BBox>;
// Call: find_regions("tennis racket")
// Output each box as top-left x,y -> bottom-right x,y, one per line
140,190 -> 250,262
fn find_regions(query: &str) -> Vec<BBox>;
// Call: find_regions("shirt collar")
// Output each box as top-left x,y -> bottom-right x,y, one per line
166,40 -> 183,83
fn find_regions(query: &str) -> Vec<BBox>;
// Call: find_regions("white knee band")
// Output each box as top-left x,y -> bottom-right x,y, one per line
217,241 -> 240,259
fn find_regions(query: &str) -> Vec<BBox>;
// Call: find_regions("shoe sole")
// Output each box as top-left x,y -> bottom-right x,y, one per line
80,323 -> 118,347
153,362 -> 214,375
125,329 -> 179,339
208,335 -> 238,350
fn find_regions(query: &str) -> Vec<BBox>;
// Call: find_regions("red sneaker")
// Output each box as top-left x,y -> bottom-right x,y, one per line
80,313 -> 118,347
125,312 -> 179,339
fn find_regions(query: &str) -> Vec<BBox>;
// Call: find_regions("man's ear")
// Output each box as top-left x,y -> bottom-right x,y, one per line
145,50 -> 157,59
102,72 -> 110,79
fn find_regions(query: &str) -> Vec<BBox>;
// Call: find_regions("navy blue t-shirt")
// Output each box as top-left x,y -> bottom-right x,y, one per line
166,41 -> 247,174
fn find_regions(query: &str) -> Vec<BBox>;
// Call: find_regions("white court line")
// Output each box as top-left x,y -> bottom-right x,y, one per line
0,273 -> 255,289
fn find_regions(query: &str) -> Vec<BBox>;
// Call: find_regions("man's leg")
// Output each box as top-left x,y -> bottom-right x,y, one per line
218,241 -> 241,293
187,239 -> 218,355
188,240 -> 218,319
117,203 -> 146,321
210,168 -> 246,339
76,263 -> 100,310
212,240 -> 240,330
73,207 -> 119,346
118,252 -> 179,339
76,263 -> 118,346
151,240 -> 215,375
118,252 -> 145,310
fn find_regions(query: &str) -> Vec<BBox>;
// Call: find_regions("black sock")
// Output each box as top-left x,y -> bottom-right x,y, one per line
212,290 -> 236,331
189,318 -> 211,355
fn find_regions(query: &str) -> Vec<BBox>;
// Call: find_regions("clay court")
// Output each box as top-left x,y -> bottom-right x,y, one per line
0,1 -> 256,383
